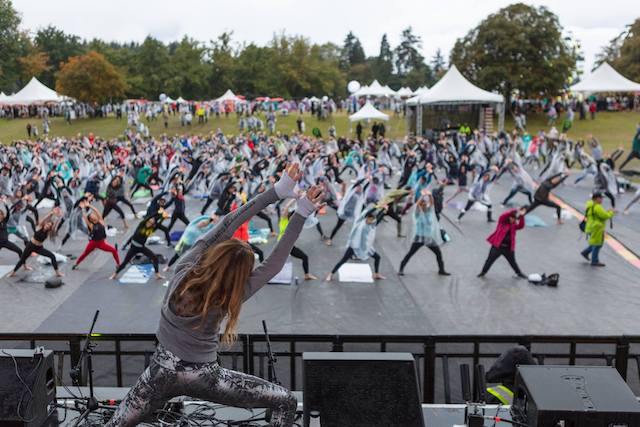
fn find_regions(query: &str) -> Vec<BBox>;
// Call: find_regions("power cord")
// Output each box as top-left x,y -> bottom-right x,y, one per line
1,349 -> 43,423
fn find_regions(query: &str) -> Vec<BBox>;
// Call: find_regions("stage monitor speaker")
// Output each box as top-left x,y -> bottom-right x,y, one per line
0,349 -> 56,427
302,352 -> 424,427
512,365 -> 640,427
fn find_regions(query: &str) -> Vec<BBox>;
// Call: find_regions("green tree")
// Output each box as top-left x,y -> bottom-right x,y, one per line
56,51 -> 126,103
34,25 -> 84,87
0,0 -> 25,92
394,27 -> 433,88
373,34 -> 393,83
596,18 -> 640,81
208,32 -> 236,97
450,3 -> 578,109
133,36 -> 171,98
166,37 -> 209,99
430,48 -> 446,79
340,31 -> 366,71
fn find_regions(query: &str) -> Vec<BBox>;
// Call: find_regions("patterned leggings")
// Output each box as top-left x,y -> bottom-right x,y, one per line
106,345 -> 297,427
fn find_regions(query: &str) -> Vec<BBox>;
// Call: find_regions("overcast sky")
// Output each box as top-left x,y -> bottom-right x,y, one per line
13,0 -> 636,74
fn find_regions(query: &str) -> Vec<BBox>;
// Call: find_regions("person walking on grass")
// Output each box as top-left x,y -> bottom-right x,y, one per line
580,192 -> 615,267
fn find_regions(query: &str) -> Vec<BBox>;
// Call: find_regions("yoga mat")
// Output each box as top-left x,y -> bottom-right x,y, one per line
269,262 -> 292,285
525,215 -> 547,227
118,264 -> 154,284
338,263 -> 373,283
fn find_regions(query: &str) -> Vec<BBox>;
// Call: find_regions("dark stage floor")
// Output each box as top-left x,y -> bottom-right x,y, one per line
0,175 -> 639,337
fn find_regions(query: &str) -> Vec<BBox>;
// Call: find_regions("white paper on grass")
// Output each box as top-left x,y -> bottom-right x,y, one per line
269,262 -> 293,284
338,263 -> 373,283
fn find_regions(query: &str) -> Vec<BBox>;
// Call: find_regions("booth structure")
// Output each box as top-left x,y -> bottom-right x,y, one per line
214,89 -> 243,103
406,65 -> 504,135
1,77 -> 67,105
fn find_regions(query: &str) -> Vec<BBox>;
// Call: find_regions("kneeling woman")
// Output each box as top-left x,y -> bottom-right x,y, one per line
106,165 -> 322,427
399,193 -> 450,276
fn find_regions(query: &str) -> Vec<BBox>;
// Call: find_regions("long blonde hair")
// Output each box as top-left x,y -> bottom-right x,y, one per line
175,238 -> 255,344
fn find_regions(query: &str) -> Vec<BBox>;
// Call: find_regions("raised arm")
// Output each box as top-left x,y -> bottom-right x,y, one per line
175,164 -> 302,271
244,186 -> 322,299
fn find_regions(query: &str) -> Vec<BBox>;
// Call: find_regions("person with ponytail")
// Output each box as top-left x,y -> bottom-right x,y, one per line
106,164 -> 323,427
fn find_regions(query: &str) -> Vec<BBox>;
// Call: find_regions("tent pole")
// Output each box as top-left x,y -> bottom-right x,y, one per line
497,102 -> 505,132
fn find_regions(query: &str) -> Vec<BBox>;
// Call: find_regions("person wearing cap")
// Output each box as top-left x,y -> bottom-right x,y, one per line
581,192 -> 616,267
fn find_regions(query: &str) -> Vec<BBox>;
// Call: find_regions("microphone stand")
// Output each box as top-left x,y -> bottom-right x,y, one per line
263,320 -> 279,386
70,310 -> 100,427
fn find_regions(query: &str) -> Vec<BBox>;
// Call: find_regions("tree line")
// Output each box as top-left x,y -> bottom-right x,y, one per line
0,0 -> 638,106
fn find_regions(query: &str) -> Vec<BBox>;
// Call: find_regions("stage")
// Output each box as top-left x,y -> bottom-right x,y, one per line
0,176 -> 638,338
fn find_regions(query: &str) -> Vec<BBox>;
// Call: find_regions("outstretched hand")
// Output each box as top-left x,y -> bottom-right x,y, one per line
306,185 -> 324,207
285,163 -> 302,182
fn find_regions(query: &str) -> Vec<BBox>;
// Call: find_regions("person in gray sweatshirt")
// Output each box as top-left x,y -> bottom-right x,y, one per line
106,164 -> 322,427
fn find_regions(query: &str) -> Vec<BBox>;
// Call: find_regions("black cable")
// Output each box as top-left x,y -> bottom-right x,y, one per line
1,349 -> 42,423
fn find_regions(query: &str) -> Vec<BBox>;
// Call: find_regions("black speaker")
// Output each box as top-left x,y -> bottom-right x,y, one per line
0,349 -> 56,427
512,365 -> 640,427
302,352 -> 424,427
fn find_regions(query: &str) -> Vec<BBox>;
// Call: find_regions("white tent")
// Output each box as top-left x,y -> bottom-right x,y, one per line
407,65 -> 503,105
355,80 -> 394,98
0,92 -> 9,103
308,96 -> 321,102
176,97 -> 187,103
215,89 -> 242,103
349,102 -> 389,122
382,85 -> 396,97
164,96 -> 175,103
396,87 -> 414,98
4,77 -> 66,105
571,62 -> 640,93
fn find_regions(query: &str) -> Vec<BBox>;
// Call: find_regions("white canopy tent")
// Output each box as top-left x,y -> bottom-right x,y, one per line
405,65 -> 504,133
571,62 -> 640,93
0,92 -> 9,104
176,97 -> 187,104
406,65 -> 503,105
164,96 -> 175,103
215,89 -> 242,103
349,102 -> 389,122
3,77 -> 67,105
354,80 -> 394,98
396,87 -> 414,98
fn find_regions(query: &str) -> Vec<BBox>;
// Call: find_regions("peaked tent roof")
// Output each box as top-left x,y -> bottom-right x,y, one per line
0,92 -> 9,103
349,102 -> 389,122
571,62 -> 640,93
407,65 -> 503,105
396,87 -> 414,97
176,97 -> 187,103
4,77 -> 66,105
215,89 -> 242,103
355,80 -> 394,97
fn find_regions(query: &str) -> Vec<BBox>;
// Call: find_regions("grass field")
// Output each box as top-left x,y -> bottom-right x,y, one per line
0,110 -> 638,153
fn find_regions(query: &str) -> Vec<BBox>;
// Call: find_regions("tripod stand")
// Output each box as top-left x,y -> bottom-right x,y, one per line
70,310 -> 100,427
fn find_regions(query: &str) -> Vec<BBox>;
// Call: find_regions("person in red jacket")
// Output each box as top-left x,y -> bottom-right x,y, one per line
478,207 -> 528,279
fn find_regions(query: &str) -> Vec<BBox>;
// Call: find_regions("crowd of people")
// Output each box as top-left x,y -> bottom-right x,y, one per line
0,120 -> 637,284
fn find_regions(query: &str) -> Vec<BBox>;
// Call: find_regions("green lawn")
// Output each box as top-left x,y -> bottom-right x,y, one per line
0,111 -> 638,153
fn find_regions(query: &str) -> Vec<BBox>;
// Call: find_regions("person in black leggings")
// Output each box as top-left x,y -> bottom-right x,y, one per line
0,205 -> 23,261
10,209 -> 64,277
102,176 -> 130,229
478,208 -> 528,279
325,209 -> 386,281
110,214 -> 165,281
526,172 -> 568,224
280,200 -> 316,280
165,181 -> 190,233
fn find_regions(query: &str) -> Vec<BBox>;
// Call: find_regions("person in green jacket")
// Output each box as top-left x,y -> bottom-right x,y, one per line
580,192 -> 615,267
